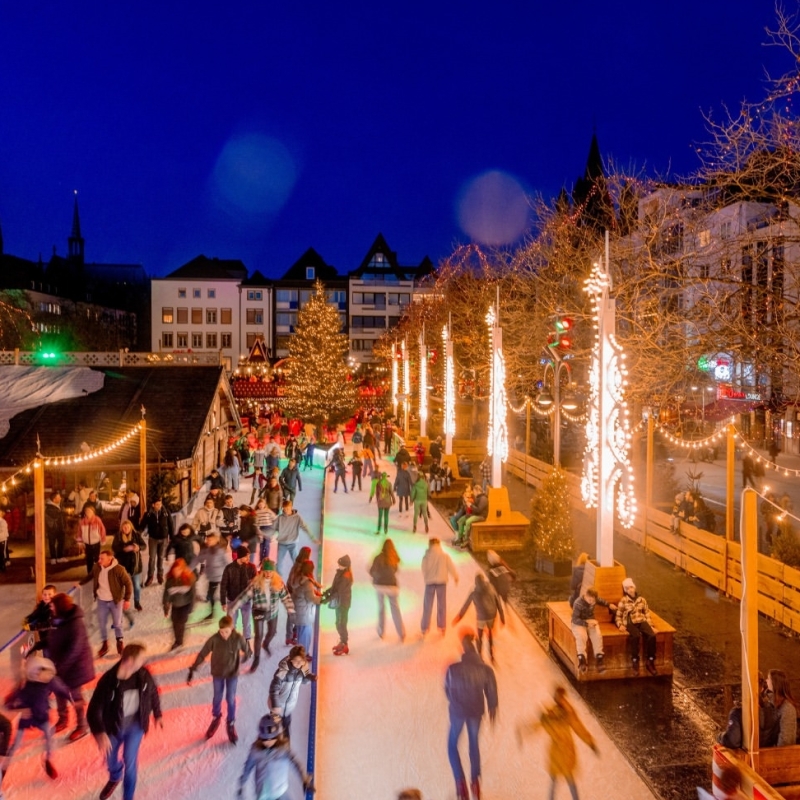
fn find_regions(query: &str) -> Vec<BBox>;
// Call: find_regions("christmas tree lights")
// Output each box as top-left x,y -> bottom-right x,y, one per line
442,322 -> 455,454
486,305 -> 508,488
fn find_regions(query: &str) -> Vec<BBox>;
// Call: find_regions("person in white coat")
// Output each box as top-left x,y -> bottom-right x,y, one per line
420,538 -> 459,635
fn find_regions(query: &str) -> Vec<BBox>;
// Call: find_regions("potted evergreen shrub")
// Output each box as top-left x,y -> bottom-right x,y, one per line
529,466 -> 575,577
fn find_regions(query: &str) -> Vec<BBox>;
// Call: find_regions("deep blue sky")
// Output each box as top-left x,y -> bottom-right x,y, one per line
0,2 -> 789,277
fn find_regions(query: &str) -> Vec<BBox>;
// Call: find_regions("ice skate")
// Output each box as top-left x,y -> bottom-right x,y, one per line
44,758 -> 58,779
227,721 -> 238,744
99,779 -> 121,800
205,715 -> 222,739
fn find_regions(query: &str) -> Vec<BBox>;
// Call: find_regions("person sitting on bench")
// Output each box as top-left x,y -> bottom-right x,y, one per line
571,587 -> 615,674
615,577 -> 657,675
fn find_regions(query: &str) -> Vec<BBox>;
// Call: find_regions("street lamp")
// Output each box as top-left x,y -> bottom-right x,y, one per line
691,384 -> 715,430
537,358 -> 572,467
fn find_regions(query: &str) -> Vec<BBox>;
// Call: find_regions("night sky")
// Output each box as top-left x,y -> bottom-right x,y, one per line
0,2 -> 788,277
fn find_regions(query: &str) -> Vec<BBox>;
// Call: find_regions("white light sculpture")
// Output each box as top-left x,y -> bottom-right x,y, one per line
582,232 -> 636,567
419,326 -> 428,439
486,305 -> 508,489
443,321 -> 455,455
402,338 -> 410,435
391,342 -> 398,420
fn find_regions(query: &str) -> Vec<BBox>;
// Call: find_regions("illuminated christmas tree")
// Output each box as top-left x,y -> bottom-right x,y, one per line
283,280 -> 358,425
529,466 -> 575,563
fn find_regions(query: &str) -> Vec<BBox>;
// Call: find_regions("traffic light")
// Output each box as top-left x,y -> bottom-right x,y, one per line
547,317 -> 573,354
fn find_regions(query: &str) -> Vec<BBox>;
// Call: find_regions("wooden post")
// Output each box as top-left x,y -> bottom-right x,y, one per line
139,417 -> 147,511
726,423 -> 735,542
525,398 -> 530,487
33,459 -> 45,597
741,488 -> 760,769
645,416 -> 654,549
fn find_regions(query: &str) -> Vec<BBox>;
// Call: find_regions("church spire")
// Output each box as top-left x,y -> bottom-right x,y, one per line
584,131 -> 604,181
68,190 -> 84,264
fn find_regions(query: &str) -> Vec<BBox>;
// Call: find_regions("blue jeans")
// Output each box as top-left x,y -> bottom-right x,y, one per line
295,623 -> 312,654
421,583 -> 446,633
277,542 -> 297,578
232,600 -> 252,640
98,598 -> 124,641
107,722 -> 144,800
447,711 -> 482,784
131,573 -> 141,606
212,676 -> 238,722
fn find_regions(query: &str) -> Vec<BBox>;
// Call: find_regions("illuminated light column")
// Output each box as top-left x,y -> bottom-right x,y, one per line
391,341 -> 399,420
418,325 -> 428,439
486,304 -> 508,489
581,232 -> 636,567
402,338 -> 410,436
443,321 -> 455,455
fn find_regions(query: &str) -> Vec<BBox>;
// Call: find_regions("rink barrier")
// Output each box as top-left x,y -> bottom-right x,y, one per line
507,447 -> 800,633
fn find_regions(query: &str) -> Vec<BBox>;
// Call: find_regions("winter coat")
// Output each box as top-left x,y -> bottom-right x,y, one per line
262,483 -> 283,512
269,656 -> 314,716
219,506 -> 240,537
279,466 -> 302,494
421,543 -> 458,586
568,565 -> 586,607
394,448 -> 411,467
470,492 -> 489,520
369,553 -> 398,587
193,506 -> 221,536
394,469 -> 413,498
292,577 -> 321,626
87,663 -> 162,738
571,595 -> 611,627
615,593 -> 652,630
162,572 -> 196,613
79,515 -> 107,546
221,559 -> 258,604
196,543 -> 229,584
190,630 -> 246,678
323,557 -> 353,610
445,648 -> 498,719
237,573 -> 294,621
84,561 -> 133,604
239,740 -> 308,800
45,605 -> 95,689
240,515 -> 260,550
112,529 -> 147,576
167,532 -> 199,566
24,600 -> 52,634
410,476 -> 429,505
206,471 -> 226,491
119,501 -> 141,530
776,700 -> 798,747
487,562 -> 515,603
274,511 -> 313,545
370,478 -> 395,509
143,507 -> 173,541
7,676 -> 70,726
457,585 -> 505,625
44,501 -> 65,537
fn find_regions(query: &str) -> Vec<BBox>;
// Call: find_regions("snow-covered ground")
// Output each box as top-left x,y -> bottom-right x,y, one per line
0,468 -> 322,800
313,465 -> 658,800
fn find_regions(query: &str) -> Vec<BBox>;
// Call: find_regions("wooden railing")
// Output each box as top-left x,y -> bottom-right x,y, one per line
507,447 -> 800,633
0,349 -> 225,367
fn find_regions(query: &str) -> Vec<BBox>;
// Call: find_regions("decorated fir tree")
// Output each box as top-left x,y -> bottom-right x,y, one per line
529,466 -> 574,562
283,280 -> 358,425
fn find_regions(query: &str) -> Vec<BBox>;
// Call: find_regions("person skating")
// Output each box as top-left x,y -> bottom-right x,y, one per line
166,523 -> 200,572
279,458 -> 302,503
88,643 -> 163,800
274,499 -> 319,578
615,577 -> 658,675
23,584 -> 56,647
221,545 -> 258,656
291,561 -> 321,654
196,533 -> 229,620
421,538 -> 459,636
194,497 -> 222,538
81,548 -> 133,657
445,633 -> 498,800
486,550 -> 516,614
410,471 -> 430,533
162,557 -> 196,649
142,498 -> 173,586
3,655 -> 70,781
187,615 -> 249,745
80,504 -> 108,575
45,490 -> 66,564
237,713 -> 314,800
517,686 -> 598,800
369,471 -> 395,536
331,447 -> 348,493
112,519 -> 147,612
269,645 -> 316,739
219,494 -> 241,547
231,559 -> 294,671
348,450 -> 364,491
394,462 -> 413,516
369,537 -> 406,642
322,554 -> 353,655
453,573 -> 505,663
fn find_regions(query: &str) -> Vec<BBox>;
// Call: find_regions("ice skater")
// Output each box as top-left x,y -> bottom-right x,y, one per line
321,554 -> 353,655
269,646 -> 316,740
421,538 -> 459,636
369,538 -> 406,641
453,573 -> 505,663
517,686 -> 598,800
369,471 -> 395,536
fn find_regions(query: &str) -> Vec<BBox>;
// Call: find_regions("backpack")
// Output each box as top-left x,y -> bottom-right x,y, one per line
376,482 -> 392,503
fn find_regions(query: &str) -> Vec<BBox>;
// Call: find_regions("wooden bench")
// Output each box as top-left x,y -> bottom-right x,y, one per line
547,600 -> 675,681
470,487 -> 529,552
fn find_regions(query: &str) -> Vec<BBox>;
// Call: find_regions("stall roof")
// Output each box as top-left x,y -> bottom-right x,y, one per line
0,366 -> 237,469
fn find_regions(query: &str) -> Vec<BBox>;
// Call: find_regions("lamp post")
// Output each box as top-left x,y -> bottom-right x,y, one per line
691,384 -> 715,430
537,358 -> 572,468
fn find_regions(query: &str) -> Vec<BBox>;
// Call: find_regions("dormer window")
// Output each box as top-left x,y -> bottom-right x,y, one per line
375,253 -> 385,263
306,267 -> 315,280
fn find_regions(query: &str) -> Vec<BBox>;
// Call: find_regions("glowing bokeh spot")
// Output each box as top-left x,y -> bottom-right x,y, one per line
212,133 -> 297,216
457,170 -> 530,246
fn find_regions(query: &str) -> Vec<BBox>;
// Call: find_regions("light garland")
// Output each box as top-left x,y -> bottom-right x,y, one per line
442,324 -> 456,445
391,343 -> 398,418
486,306 -> 509,468
418,330 -> 427,429
561,408 -> 587,424
402,338 -> 410,416
656,421 -> 732,450
507,396 -> 530,415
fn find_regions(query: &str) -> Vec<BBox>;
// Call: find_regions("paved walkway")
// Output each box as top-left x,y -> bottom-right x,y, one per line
313,464 -> 656,800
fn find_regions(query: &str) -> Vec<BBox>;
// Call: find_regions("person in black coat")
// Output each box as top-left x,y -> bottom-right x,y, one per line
167,523 -> 200,570
143,499 -> 174,586
321,555 -> 353,655
568,553 -> 589,608
24,584 -> 57,647
45,491 -> 67,564
87,643 -> 163,800
44,592 -> 95,741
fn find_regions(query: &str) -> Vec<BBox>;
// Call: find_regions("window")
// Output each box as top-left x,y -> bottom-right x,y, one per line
306,267 -> 315,280
177,332 -> 188,348
206,309 -> 217,324
699,230 -> 711,248
350,316 -> 386,329
161,307 -> 174,324
327,290 -> 347,307
246,332 -> 259,348
206,333 -> 217,348
276,335 -> 292,351
352,339 -> 374,352
220,308 -> 232,325
178,288 -> 186,298
207,289 -> 216,298
246,308 -> 264,325
193,288 -> 201,298
720,221 -> 732,240
276,312 -> 297,328
388,293 -> 410,306
721,258 -> 733,277
352,292 -> 386,307
276,289 -> 298,303
221,332 -> 232,348
246,290 -> 263,301
161,332 -> 173,348
191,308 -> 202,324
699,264 -> 710,280
388,316 -> 401,328
177,308 -> 188,324
299,289 -> 312,307
192,332 -> 203,348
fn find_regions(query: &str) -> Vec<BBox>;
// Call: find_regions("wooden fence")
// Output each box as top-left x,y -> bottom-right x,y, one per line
507,448 -> 800,633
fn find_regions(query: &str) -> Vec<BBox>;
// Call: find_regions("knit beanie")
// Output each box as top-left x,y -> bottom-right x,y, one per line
261,559 -> 275,572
